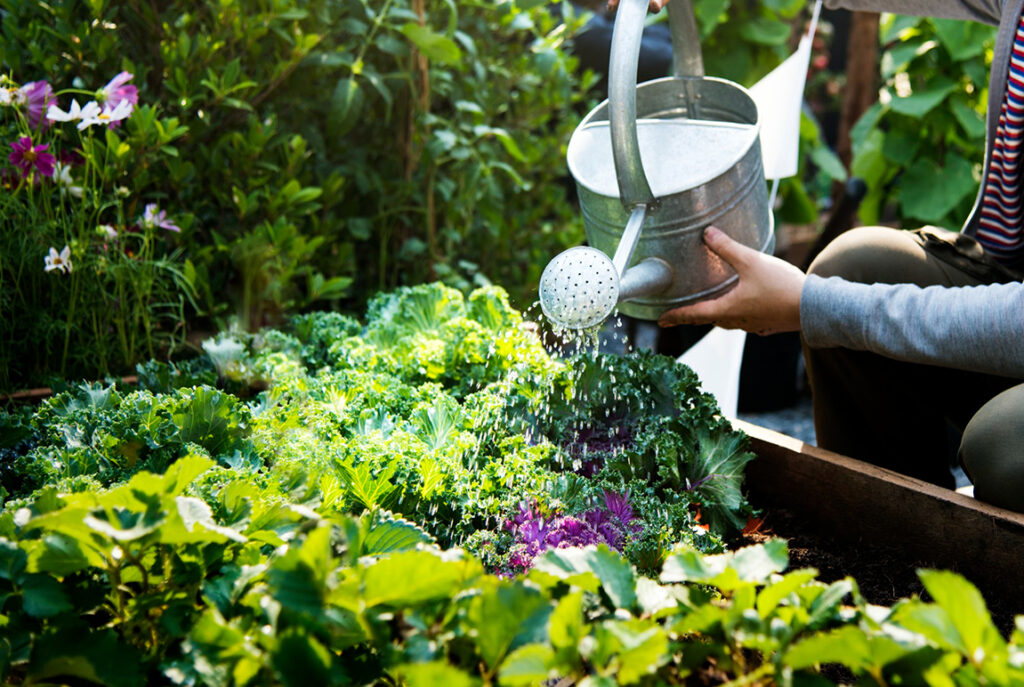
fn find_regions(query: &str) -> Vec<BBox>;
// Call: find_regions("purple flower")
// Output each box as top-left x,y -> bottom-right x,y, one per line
100,72 -> 138,127
8,136 -> 56,179
602,490 -> 636,525
20,81 -> 54,130
142,203 -> 181,232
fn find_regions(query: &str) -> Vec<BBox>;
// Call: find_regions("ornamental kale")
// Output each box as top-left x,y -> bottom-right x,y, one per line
501,491 -> 643,576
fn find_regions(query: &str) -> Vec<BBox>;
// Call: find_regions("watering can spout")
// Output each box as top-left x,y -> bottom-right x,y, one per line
619,257 -> 673,302
538,245 -> 674,330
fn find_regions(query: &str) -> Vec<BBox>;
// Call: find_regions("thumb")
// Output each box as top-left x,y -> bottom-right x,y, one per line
702,226 -> 758,272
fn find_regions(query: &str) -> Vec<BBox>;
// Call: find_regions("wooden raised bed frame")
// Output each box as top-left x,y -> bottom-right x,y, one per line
735,419 -> 1024,610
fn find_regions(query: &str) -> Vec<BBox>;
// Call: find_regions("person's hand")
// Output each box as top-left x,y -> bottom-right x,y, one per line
658,226 -> 806,335
606,0 -> 669,12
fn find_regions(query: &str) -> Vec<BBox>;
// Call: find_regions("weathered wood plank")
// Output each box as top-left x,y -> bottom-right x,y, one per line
734,419 -> 1024,608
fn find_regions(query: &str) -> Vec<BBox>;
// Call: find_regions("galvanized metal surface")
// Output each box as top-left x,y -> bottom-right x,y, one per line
552,0 -> 774,323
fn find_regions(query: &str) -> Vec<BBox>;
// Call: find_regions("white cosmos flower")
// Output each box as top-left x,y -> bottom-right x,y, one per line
77,98 -> 133,130
53,163 -> 83,198
47,98 -> 86,122
44,245 -> 72,274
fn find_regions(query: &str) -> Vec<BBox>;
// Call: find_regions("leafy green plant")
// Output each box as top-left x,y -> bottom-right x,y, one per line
850,14 -> 994,228
0,0 -> 595,332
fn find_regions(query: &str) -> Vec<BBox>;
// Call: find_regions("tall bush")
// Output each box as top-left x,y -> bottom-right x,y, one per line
850,14 -> 995,229
0,0 -> 594,331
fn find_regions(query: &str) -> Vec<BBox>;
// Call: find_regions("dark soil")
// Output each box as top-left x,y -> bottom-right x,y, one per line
737,506 -> 1020,638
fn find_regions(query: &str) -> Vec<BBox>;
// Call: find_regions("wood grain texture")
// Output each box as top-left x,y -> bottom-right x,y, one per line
735,419 -> 1024,607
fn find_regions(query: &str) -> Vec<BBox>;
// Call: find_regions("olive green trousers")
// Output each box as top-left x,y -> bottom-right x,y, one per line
803,226 -> 1024,511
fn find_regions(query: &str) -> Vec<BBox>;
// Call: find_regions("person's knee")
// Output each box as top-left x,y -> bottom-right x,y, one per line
807,226 -> 913,283
960,384 -> 1024,511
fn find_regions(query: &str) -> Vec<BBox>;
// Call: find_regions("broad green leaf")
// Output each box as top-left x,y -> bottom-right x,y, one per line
395,661 -> 480,687
785,625 -> 873,670
635,576 -> 677,617
889,81 -> 957,119
899,153 -> 976,223
739,18 -> 790,45
27,629 -> 143,687
272,629 -> 331,687
950,96 -> 986,139
21,573 -> 72,617
533,545 -> 636,610
662,541 -> 787,591
401,23 -> 462,64
731,539 -> 789,582
932,18 -> 989,61
881,129 -> 921,166
918,569 -> 1006,660
160,496 -> 246,544
363,550 -> 479,607
809,144 -> 848,181
894,600 -> 964,653
0,540 -> 27,582
467,581 -> 551,669
756,568 -> 818,616
807,579 -> 853,629
498,644 -> 555,685
549,591 -> 587,650
602,619 -> 668,684
29,532 -> 101,575
158,454 -> 215,496
360,512 -> 434,556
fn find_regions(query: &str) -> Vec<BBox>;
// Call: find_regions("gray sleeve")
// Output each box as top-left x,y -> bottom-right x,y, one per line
800,274 -> 1024,377
823,0 -> 1003,24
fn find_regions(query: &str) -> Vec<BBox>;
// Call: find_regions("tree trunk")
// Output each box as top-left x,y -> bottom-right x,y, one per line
837,11 -> 880,168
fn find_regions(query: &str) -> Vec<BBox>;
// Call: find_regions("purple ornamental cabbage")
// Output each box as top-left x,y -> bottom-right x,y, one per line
500,491 -> 642,576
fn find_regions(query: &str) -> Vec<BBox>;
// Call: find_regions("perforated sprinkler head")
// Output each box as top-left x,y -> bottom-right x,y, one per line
539,246 -> 620,330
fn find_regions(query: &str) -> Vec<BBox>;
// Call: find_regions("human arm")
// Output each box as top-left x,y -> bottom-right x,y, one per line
800,275 -> 1024,377
659,226 -> 1024,377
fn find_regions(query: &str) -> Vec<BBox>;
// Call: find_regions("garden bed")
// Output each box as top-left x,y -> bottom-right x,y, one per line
735,420 -> 1024,634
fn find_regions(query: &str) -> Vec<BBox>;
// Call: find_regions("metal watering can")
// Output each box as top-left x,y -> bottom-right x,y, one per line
539,0 -> 774,329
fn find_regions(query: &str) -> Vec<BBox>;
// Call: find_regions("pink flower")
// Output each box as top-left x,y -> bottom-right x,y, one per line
142,203 -> 181,232
99,72 -> 138,128
19,81 -> 54,130
8,136 -> 56,179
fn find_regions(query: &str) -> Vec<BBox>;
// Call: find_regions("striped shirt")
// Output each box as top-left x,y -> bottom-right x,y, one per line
976,13 -> 1024,265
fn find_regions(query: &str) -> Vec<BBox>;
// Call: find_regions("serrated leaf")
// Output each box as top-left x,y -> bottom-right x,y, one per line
602,619 -> 669,684
363,550 -> 479,608
30,532 -> 100,575
917,569 -> 1006,659
756,568 -> 818,616
533,545 -> 636,610
467,581 -> 551,670
360,512 -> 434,556
549,590 -> 586,650
498,643 -> 555,685
785,625 -> 873,670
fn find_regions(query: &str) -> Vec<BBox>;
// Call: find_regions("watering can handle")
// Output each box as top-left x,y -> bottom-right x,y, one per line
609,0 -> 703,209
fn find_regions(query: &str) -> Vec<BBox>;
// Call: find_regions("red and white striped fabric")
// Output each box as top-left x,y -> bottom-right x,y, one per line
976,14 -> 1024,264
